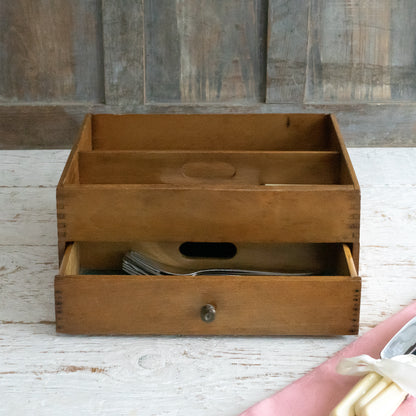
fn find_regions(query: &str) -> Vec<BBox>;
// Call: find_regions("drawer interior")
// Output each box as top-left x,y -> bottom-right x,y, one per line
59,242 -> 357,278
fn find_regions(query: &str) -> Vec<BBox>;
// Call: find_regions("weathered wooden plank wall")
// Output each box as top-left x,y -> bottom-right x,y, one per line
0,0 -> 104,103
268,0 -> 416,104
145,0 -> 267,103
307,0 -> 392,102
390,0 -> 416,101
266,0 -> 309,103
1,0 -> 416,148
102,0 -> 144,105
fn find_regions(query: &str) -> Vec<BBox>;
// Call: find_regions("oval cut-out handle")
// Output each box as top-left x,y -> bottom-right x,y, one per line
182,161 -> 236,180
179,242 -> 237,259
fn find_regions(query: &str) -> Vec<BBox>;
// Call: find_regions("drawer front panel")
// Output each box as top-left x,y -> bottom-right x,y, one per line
55,274 -> 360,335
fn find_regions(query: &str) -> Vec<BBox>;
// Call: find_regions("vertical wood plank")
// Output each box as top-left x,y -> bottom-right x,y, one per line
71,1 -> 105,102
102,0 -> 144,105
307,0 -> 392,102
390,0 -> 416,100
144,0 -> 181,102
145,0 -> 267,103
266,0 -> 310,103
0,0 -> 104,103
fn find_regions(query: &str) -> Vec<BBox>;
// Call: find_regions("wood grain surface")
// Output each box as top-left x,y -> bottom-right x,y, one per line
56,271 -> 360,336
307,0 -> 392,102
267,0 -> 416,104
58,184 -> 359,245
0,0 -> 104,103
2,103 -> 416,149
266,0 -> 309,103
144,0 -> 267,103
389,0 -> 416,100
90,113 -> 331,150
102,0 -> 144,105
312,0 -> 416,103
0,148 -> 415,415
1,0 -> 416,148
77,150 -> 341,185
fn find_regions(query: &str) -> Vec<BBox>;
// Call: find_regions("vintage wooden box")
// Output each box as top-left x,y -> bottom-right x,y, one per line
55,113 -> 361,335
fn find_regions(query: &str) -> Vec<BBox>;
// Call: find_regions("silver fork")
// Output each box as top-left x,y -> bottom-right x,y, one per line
122,250 -> 319,276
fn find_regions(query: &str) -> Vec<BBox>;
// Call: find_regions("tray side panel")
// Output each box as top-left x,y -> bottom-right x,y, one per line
57,114 -> 93,187
59,186 -> 360,244
57,115 -> 93,262
91,114 -> 331,151
327,114 -> 360,190
327,114 -> 361,268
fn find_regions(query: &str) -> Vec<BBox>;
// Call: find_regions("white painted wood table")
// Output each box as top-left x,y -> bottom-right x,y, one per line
0,148 -> 415,416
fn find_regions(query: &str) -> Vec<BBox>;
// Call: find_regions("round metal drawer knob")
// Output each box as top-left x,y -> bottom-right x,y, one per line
200,304 -> 216,323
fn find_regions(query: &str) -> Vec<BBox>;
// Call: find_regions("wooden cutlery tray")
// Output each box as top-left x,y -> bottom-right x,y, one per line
55,113 -> 361,335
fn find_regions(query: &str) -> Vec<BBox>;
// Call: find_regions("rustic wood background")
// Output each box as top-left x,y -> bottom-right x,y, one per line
1,0 -> 416,148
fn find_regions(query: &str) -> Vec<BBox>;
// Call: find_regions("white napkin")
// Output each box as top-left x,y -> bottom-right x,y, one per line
336,354 -> 416,396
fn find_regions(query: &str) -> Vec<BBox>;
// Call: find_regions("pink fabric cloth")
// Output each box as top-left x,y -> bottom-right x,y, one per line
240,302 -> 416,416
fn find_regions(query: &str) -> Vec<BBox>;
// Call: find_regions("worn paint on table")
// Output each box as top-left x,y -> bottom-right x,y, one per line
0,149 -> 415,414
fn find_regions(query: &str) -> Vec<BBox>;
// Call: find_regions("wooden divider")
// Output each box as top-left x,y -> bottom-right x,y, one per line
77,150 -> 342,185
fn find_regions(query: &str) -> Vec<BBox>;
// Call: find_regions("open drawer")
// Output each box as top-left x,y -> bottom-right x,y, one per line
55,242 -> 360,335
